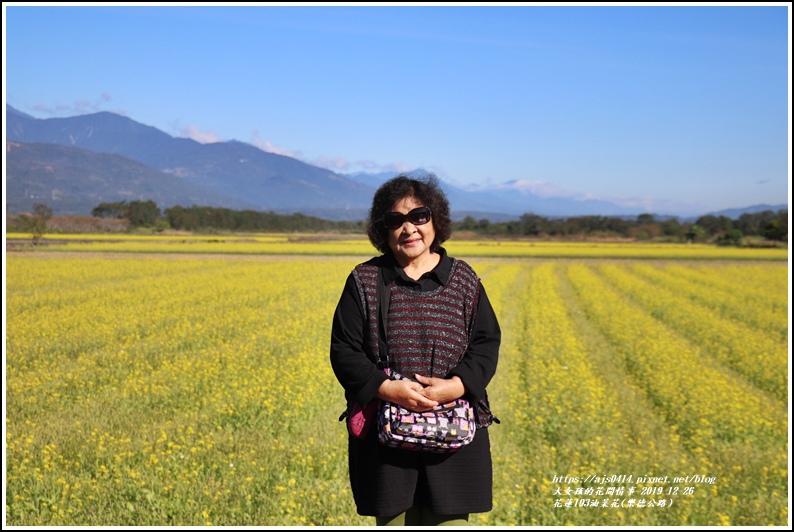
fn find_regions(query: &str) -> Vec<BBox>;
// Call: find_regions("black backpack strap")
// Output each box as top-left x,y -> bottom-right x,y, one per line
376,265 -> 391,369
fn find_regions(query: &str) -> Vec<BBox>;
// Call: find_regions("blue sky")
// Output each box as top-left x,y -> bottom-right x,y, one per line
3,3 -> 790,216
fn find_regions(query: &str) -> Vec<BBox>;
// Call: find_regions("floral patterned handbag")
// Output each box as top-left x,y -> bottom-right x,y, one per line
377,368 -> 476,453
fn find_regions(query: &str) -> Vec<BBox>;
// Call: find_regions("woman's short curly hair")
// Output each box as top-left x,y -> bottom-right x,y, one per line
366,173 -> 452,255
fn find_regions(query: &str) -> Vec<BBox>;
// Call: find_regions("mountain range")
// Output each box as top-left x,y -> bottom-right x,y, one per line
5,105 -> 786,220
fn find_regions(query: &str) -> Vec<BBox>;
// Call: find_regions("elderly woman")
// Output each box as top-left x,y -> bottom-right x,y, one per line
330,174 -> 500,526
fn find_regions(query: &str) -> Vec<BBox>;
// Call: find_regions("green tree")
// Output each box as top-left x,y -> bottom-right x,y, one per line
126,200 -> 161,227
519,213 -> 547,236
659,218 -> 682,238
92,201 -> 128,218
684,224 -> 707,244
695,215 -> 734,237
717,229 -> 744,246
16,203 -> 53,245
735,210 -> 780,236
154,219 -> 170,233
458,216 -> 477,231
92,200 -> 161,227
761,215 -> 787,242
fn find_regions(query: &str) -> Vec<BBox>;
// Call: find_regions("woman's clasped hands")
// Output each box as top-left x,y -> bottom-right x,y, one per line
376,374 -> 466,412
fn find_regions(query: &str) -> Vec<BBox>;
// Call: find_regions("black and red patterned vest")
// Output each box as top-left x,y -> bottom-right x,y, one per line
352,257 -> 495,427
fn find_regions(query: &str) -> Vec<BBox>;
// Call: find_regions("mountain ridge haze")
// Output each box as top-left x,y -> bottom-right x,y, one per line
5,105 -> 786,220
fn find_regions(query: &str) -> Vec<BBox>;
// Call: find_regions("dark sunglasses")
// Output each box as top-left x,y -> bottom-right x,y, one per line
383,207 -> 433,230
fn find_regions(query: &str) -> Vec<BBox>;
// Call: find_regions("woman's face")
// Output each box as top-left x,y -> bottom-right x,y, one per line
386,196 -> 436,267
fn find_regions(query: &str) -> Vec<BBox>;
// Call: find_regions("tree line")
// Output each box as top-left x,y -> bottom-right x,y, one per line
10,199 -> 788,245
90,201 -> 364,233
452,210 -> 788,244
125,201 -> 789,244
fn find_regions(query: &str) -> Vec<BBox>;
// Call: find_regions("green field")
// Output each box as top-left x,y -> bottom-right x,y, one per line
4,241 -> 790,526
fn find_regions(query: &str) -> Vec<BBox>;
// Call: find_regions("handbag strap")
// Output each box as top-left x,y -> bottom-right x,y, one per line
376,265 -> 391,369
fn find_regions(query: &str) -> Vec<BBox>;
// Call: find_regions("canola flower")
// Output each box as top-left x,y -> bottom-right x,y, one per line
566,263 -> 788,526
594,263 -> 788,401
5,253 -> 789,526
625,263 -> 788,344
710,263 -> 790,295
482,262 -> 717,526
656,263 -> 789,332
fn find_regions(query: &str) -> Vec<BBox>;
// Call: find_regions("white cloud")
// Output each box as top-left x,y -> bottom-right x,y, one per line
181,124 -> 223,144
513,180 -> 581,198
247,139 -> 415,177
471,179 -> 584,199
250,132 -> 302,159
467,179 -> 706,215
352,160 -> 412,174
605,195 -> 704,215
312,156 -> 351,171
249,133 -> 390,175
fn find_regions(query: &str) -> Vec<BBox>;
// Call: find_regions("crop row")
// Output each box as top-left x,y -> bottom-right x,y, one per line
566,263 -> 787,525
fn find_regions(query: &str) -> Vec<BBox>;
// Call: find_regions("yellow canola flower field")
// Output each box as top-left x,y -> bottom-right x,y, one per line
7,232 -> 789,260
5,252 -> 789,526
564,263 -> 788,526
6,255 -> 365,526
594,263 -> 788,400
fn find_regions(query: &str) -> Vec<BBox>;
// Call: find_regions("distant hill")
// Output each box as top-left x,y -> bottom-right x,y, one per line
344,170 -> 641,218
6,141 -> 256,215
7,105 -> 36,120
6,105 -> 376,216
343,171 -> 397,188
5,105 -> 664,219
704,204 -> 788,219
6,105 -> 787,221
